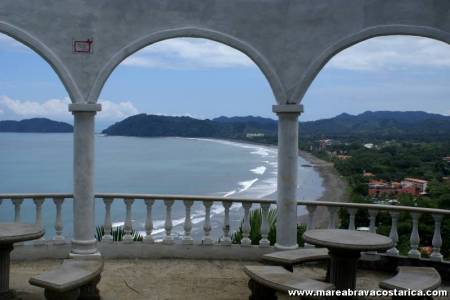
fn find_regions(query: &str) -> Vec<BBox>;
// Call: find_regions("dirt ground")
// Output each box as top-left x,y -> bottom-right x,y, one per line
10,258 -> 449,300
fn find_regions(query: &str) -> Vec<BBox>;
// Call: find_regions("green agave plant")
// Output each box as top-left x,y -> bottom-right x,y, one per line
95,225 -> 143,242
231,208 -> 306,246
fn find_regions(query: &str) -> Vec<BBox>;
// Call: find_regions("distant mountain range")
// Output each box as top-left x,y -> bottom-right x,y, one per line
102,111 -> 450,141
300,111 -> 450,140
102,114 -> 276,139
4,111 -> 450,141
0,118 -> 73,133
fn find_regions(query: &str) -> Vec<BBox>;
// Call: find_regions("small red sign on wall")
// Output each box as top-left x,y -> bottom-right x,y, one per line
73,39 -> 93,53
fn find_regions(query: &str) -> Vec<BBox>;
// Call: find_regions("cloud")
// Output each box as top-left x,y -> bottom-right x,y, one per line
153,112 -> 196,118
97,99 -> 139,120
121,36 -> 450,71
0,96 -> 139,121
122,38 -> 254,69
0,96 -> 69,119
327,36 -> 450,71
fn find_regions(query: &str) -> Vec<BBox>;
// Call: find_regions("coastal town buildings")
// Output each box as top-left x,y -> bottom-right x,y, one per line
363,171 -> 375,178
318,139 -> 333,151
368,177 -> 428,197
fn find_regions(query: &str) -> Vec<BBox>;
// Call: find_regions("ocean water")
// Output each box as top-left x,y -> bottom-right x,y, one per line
0,133 -> 324,240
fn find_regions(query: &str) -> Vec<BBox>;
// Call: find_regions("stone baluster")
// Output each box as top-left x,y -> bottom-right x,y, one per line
33,197 -> 45,245
221,201 -> 232,246
386,211 -> 400,256
11,198 -> 24,246
163,200 -> 174,244
182,200 -> 193,245
306,205 -> 317,230
430,214 -> 443,261
306,205 -> 316,230
123,198 -> 134,243
347,208 -> 357,230
203,201 -> 213,245
368,209 -> 378,233
144,199 -> 154,244
304,205 -> 317,248
408,212 -> 421,258
102,198 -> 114,242
241,202 -> 252,246
33,198 -> 44,227
259,203 -> 271,248
327,206 -> 337,229
366,209 -> 379,255
53,198 -> 65,244
12,198 -> 23,223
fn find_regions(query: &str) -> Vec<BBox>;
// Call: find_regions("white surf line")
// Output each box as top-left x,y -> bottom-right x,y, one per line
238,178 -> 259,193
250,166 -> 266,175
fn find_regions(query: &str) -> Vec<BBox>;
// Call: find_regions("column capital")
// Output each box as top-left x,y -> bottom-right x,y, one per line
69,103 -> 102,113
272,104 -> 303,114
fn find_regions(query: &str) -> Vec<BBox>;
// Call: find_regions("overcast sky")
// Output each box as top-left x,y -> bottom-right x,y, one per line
0,34 -> 449,129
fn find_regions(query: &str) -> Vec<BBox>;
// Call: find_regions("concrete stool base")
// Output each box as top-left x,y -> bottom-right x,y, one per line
0,289 -> 16,300
329,248 -> 360,291
44,288 -> 80,300
248,279 -> 277,300
79,274 -> 101,300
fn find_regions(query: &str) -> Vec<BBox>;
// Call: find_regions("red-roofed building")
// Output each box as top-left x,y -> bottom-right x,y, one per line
368,177 -> 428,197
401,178 -> 428,195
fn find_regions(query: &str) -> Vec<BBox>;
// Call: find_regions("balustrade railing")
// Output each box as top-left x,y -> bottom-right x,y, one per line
0,194 -> 72,244
300,200 -> 450,262
96,194 -> 276,247
0,193 -> 449,261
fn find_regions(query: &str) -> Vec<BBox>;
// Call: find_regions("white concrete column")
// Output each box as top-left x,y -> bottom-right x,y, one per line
69,103 -> 101,257
273,104 -> 302,250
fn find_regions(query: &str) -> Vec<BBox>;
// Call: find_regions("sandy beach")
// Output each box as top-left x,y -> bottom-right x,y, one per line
297,150 -> 350,228
232,138 -> 349,228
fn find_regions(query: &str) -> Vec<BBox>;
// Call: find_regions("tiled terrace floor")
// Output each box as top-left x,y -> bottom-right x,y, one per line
11,259 -> 450,300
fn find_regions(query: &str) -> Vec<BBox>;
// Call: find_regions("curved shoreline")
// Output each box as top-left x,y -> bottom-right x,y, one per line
180,137 -> 349,226
297,150 -> 350,228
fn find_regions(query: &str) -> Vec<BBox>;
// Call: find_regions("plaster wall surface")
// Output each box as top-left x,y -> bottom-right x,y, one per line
0,0 -> 449,104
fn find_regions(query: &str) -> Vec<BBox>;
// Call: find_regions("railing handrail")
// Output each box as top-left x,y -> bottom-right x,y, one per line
0,193 -> 73,199
1,193 -> 449,215
299,200 -> 450,216
95,193 -> 276,204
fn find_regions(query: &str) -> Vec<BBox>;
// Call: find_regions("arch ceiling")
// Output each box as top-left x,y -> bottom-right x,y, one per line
0,0 -> 449,105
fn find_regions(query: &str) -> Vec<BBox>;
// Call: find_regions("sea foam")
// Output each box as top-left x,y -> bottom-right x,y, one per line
250,166 -> 266,175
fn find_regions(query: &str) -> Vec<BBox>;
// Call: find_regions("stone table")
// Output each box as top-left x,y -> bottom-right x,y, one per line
0,223 -> 45,300
303,229 -> 392,292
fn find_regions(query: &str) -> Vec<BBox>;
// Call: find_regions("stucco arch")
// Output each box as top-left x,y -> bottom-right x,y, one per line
291,25 -> 450,104
0,21 -> 82,103
89,27 -> 286,104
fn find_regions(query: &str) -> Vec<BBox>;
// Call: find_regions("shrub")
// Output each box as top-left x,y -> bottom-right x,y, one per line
95,225 -> 143,242
231,208 -> 306,246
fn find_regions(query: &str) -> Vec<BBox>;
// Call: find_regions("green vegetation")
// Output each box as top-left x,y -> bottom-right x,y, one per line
0,118 -> 73,133
231,208 -> 306,246
103,111 -> 450,143
95,225 -> 143,242
308,141 -> 450,258
101,111 -> 450,257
